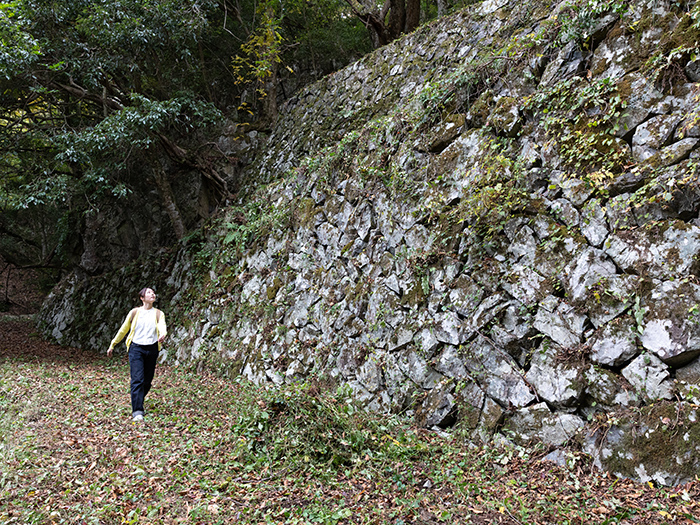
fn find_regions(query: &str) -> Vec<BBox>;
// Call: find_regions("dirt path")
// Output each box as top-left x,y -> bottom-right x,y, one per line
0,255 -> 49,315
0,315 -> 99,362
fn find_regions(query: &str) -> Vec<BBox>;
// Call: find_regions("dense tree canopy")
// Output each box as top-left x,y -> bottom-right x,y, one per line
0,0 -> 457,276
0,0 -> 380,270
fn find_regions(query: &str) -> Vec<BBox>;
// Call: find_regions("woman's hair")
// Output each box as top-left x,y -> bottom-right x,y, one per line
138,287 -> 153,300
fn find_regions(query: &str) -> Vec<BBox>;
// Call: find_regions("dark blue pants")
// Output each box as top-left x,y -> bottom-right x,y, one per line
128,343 -> 159,416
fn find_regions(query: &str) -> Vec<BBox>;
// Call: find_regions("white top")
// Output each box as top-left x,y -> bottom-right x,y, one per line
131,307 -> 158,345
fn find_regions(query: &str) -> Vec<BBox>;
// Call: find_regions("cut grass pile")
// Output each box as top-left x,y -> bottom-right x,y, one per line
1,316 -> 699,524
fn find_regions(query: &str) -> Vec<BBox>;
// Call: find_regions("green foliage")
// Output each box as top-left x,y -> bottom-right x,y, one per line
286,0 -> 371,63
231,0 -> 371,115
0,0 -> 374,270
227,0 -> 370,119
232,0 -> 285,111
56,94 -> 223,199
0,0 -> 235,267
0,1 -> 39,78
230,381 -> 419,468
220,197 -> 289,260
416,58 -> 490,130
557,0 -> 629,46
525,76 -> 630,179
456,137 -> 532,240
633,295 -> 647,335
20,0 -> 225,100
642,8 -> 700,88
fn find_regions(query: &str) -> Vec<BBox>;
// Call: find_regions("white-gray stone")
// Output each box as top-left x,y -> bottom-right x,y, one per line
550,198 -> 580,229
658,138 -> 699,166
507,225 -> 537,264
435,346 -> 469,379
585,365 -> 636,408
464,336 -> 535,408
632,115 -> 681,162
525,345 -> 585,408
447,275 -> 484,317
590,320 -> 638,368
505,403 -> 585,446
638,280 -> 700,366
604,222 -> 700,280
397,349 -> 441,389
621,353 -> 674,401
502,264 -> 546,305
433,311 -> 470,345
561,178 -> 594,207
565,247 -> 616,302
580,199 -> 608,248
534,296 -> 587,348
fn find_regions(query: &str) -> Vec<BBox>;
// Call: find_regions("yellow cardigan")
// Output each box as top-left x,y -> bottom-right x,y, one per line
109,307 -> 167,352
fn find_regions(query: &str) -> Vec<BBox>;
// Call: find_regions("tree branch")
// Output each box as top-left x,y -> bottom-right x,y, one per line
51,79 -> 124,112
344,0 -> 392,47
156,133 -> 230,198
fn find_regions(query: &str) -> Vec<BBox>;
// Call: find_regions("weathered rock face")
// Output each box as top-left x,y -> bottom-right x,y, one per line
68,123 -> 264,275
74,161 -> 201,275
39,0 -> 700,485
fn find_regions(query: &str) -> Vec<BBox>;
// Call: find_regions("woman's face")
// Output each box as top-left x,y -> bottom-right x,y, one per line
140,288 -> 156,305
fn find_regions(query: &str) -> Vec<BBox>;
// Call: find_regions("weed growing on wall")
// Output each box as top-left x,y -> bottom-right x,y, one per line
413,0 -> 631,132
294,114 -> 416,198
678,88 -> 700,141
557,0 -> 629,45
416,64 -> 489,129
642,7 -> 700,89
456,136 -> 533,241
221,199 -> 289,261
525,76 -> 630,179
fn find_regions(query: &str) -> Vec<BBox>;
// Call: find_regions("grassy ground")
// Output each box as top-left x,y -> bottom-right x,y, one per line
1,316 -> 699,525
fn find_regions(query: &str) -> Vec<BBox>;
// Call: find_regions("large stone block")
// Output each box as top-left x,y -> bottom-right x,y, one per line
604,222 -> 700,280
525,345 -> 586,409
640,280 -> 700,366
504,403 -> 585,446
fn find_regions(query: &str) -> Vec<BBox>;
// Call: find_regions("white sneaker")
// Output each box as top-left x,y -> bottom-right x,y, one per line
133,414 -> 144,422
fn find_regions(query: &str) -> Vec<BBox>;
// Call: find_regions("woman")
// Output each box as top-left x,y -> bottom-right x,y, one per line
108,287 -> 167,422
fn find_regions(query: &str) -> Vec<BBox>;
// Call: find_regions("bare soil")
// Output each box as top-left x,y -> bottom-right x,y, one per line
0,255 -> 49,315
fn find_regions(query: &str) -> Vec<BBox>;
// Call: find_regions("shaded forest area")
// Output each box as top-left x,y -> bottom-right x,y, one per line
0,255 -> 47,314
0,0 -> 460,281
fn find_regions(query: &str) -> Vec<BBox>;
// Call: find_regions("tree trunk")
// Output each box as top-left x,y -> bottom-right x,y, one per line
405,0 -> 420,32
388,0 -> 406,41
80,211 -> 103,274
152,166 -> 186,240
156,132 -> 229,198
345,0 -> 420,48
262,59 -> 279,125
344,0 -> 392,48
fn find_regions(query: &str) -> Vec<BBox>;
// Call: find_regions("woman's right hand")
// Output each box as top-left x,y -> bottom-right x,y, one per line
107,348 -> 113,358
